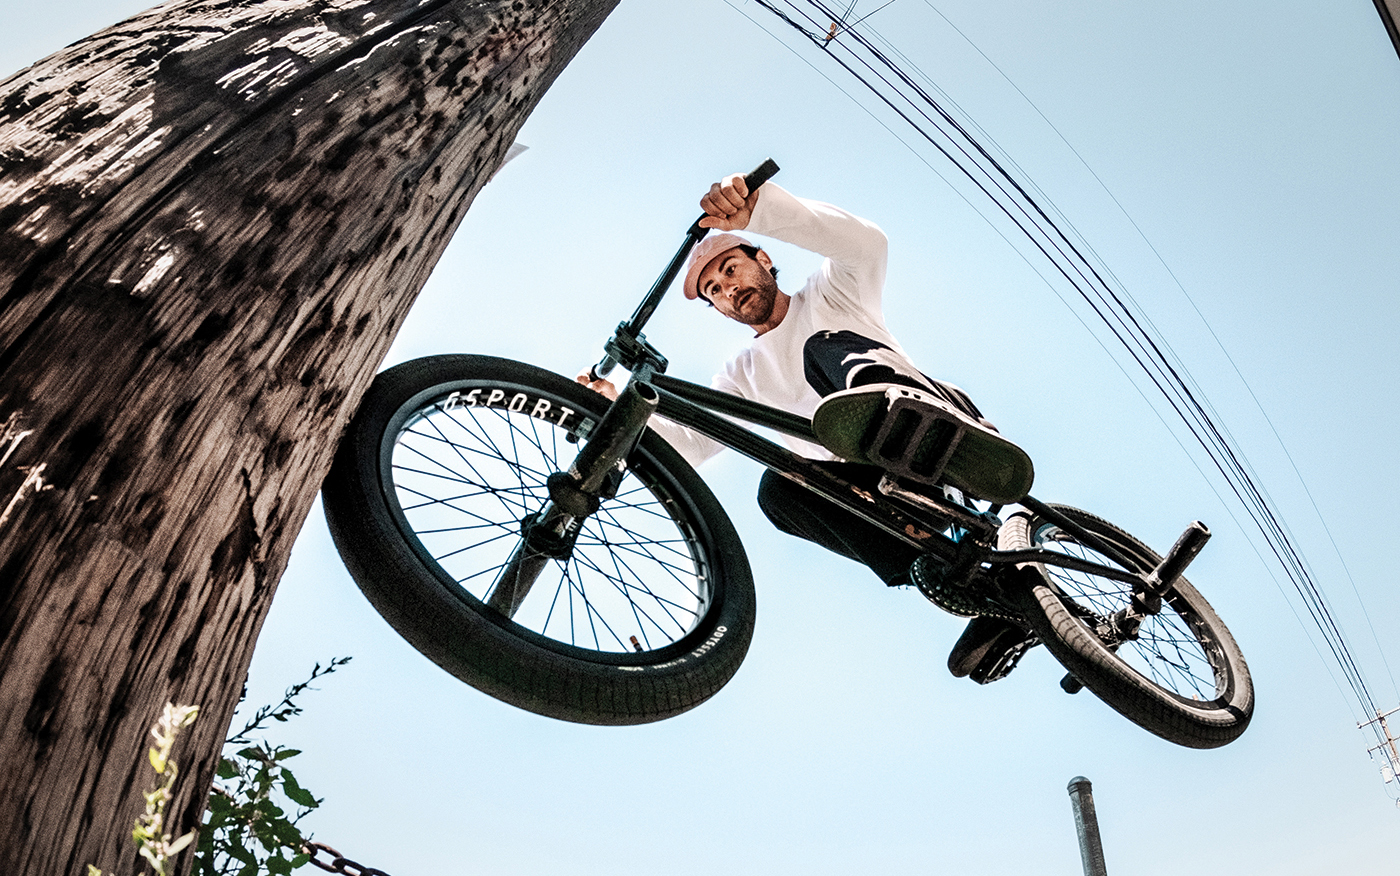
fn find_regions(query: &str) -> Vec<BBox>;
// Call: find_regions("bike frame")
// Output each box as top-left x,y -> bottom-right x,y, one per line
552,159 -> 1209,617
642,368 -> 1146,590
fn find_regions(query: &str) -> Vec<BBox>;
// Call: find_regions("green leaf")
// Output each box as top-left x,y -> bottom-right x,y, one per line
281,773 -> 319,809
271,818 -> 305,845
217,758 -> 239,779
229,843 -> 259,865
274,749 -> 302,761
267,853 -> 294,875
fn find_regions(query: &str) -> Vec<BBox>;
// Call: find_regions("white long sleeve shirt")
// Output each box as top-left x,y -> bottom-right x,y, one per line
652,183 -> 915,467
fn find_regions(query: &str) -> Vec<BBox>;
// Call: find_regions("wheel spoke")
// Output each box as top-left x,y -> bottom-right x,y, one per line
1035,520 -> 1222,701
389,385 -> 712,655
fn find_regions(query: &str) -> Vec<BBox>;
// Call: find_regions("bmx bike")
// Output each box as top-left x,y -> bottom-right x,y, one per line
322,160 -> 1253,749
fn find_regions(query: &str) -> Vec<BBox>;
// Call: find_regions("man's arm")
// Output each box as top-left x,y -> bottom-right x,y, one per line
746,182 -> 888,309
699,172 -> 888,310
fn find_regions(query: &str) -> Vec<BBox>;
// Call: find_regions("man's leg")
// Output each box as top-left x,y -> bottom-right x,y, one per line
756,462 -> 921,587
755,459 -> 1036,680
802,330 -> 1033,504
794,332 -> 1039,677
761,439 -> 1036,680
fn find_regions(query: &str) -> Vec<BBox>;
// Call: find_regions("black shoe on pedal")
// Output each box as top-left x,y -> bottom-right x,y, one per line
811,384 -> 1033,504
948,615 -> 1037,685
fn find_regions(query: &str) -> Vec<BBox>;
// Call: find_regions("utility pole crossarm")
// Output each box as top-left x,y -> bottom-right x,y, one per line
1358,706 -> 1400,787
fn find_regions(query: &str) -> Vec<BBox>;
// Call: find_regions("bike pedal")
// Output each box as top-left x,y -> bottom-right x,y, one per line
947,614 -> 1037,683
969,634 -> 1036,685
865,390 -> 964,485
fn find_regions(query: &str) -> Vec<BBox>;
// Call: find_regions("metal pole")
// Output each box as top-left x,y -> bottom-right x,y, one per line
1067,776 -> 1108,876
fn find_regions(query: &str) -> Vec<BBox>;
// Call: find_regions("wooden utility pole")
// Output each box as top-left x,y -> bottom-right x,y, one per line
1376,0 -> 1400,61
0,0 -> 617,873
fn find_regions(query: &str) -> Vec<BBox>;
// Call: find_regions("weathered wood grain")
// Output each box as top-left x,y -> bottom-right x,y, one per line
0,0 -> 618,872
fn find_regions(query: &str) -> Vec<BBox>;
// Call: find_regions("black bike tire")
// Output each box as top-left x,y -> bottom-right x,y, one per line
1000,505 -> 1253,748
322,354 -> 756,725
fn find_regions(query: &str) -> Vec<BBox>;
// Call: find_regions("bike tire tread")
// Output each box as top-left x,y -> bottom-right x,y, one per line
1001,505 -> 1253,748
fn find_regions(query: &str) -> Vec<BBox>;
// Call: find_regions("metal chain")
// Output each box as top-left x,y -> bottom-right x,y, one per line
304,841 -> 393,876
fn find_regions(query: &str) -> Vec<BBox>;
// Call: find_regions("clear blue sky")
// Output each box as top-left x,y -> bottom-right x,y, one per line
5,1 -> 1400,873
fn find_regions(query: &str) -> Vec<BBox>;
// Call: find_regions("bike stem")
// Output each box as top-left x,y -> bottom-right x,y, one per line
591,158 -> 780,381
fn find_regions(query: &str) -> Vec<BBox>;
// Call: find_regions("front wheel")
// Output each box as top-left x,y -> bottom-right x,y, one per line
1000,505 -> 1253,748
322,355 -> 756,725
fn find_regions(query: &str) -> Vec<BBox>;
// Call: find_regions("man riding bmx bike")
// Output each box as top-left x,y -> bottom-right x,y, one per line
579,171 -> 1036,681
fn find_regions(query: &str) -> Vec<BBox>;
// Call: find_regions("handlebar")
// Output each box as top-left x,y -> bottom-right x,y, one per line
589,158 -> 780,381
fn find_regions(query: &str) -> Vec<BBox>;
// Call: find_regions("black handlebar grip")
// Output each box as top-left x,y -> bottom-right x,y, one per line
743,158 -> 780,194
589,355 -> 616,383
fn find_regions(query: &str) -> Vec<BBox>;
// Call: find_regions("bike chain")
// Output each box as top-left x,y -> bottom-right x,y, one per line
305,841 -> 393,876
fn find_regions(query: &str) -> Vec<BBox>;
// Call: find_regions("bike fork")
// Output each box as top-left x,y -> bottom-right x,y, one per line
487,378 -> 660,618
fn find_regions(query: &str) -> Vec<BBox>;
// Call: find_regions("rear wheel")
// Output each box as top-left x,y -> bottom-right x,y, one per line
1000,505 -> 1252,748
323,355 -> 755,725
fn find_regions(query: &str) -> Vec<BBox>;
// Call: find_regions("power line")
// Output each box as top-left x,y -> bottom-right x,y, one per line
904,4 -> 1396,703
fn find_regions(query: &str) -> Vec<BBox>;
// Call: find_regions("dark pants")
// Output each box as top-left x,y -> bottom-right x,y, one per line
758,461 -> 922,586
756,330 -> 987,586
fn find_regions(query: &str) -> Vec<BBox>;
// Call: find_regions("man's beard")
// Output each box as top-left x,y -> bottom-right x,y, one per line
735,273 -> 779,325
